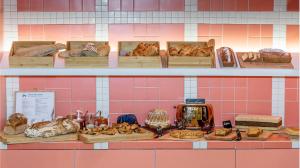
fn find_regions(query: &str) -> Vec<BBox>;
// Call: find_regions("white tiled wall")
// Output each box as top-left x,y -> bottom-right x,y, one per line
96,77 -> 110,118
184,77 -> 197,100
272,77 -> 285,126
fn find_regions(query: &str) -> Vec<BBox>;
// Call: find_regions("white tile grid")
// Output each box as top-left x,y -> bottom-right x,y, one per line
93,142 -> 109,149
96,77 -> 109,118
272,77 -> 285,126
0,142 -> 8,149
5,77 -> 19,119
273,24 -> 287,50
192,141 -> 207,149
184,77 -> 198,100
292,139 -> 300,149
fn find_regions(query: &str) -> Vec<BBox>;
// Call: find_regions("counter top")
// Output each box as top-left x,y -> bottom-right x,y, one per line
1,134 -> 298,150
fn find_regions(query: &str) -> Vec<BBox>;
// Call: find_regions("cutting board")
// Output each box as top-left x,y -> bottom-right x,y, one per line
79,128 -> 155,143
159,131 -> 205,141
241,131 -> 272,141
0,132 -> 78,144
237,52 -> 294,69
205,132 -> 237,141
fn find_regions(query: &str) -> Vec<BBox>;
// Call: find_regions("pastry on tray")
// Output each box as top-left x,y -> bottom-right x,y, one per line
24,118 -> 80,138
285,128 -> 299,137
215,128 -> 232,136
247,127 -> 263,137
235,114 -> 282,130
81,122 -> 145,136
170,130 -> 204,139
145,108 -> 170,129
126,42 -> 159,56
3,113 -> 28,135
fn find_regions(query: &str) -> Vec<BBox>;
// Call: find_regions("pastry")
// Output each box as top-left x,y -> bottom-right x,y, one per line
241,52 -> 262,62
170,130 -> 203,139
14,43 -> 65,57
215,128 -> 232,136
247,127 -> 263,137
82,122 -> 145,135
218,47 -> 235,67
3,113 -> 28,135
235,115 -> 282,130
126,42 -> 159,56
259,48 -> 292,63
285,128 -> 299,136
24,118 -> 80,138
169,44 -> 212,57
145,108 -> 170,129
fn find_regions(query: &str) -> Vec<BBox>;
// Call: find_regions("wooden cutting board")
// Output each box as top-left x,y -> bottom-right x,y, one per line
236,125 -> 282,131
79,128 -> 155,143
159,131 -> 205,141
237,52 -> 294,69
241,131 -> 272,141
205,132 -> 237,141
0,132 -> 78,144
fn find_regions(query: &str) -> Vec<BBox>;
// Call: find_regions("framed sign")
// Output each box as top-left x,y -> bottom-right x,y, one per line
15,91 -> 55,124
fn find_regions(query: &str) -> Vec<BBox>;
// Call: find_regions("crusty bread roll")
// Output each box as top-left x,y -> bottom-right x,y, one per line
24,118 -> 79,138
14,43 -> 66,57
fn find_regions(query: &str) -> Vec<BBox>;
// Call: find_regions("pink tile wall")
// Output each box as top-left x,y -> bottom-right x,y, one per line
109,0 -> 184,11
109,77 -> 184,124
286,25 -> 300,52
19,77 -> 96,117
198,77 -> 273,126
0,76 -> 5,129
287,0 -> 299,11
109,24 -> 184,50
18,24 -> 96,43
17,0 -> 95,12
198,24 -> 273,51
285,77 -> 299,127
198,0 -> 274,11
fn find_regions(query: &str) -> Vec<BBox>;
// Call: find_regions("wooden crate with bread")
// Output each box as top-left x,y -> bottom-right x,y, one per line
59,41 -> 110,68
9,41 -> 64,68
118,41 -> 162,68
166,39 -> 216,68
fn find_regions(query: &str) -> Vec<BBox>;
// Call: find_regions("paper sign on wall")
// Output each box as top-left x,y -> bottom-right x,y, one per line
15,92 -> 55,124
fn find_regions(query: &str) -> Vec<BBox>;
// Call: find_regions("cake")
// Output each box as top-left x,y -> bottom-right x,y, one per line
235,114 -> 282,130
247,127 -> 263,137
215,128 -> 232,136
145,108 -> 170,129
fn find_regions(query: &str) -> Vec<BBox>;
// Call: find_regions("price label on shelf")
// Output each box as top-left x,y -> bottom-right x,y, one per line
15,91 -> 55,124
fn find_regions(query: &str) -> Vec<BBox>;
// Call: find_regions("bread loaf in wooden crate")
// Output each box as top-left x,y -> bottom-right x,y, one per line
166,39 -> 216,68
118,41 -> 162,68
9,41 -> 55,68
64,41 -> 109,68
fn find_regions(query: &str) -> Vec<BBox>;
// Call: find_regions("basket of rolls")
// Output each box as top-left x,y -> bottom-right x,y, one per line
59,41 -> 110,68
9,41 -> 65,68
166,39 -> 216,68
118,41 -> 162,68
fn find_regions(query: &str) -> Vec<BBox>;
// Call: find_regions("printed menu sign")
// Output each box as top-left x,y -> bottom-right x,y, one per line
15,92 -> 55,124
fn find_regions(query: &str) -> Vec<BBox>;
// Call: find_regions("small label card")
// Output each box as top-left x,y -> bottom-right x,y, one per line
15,91 -> 55,124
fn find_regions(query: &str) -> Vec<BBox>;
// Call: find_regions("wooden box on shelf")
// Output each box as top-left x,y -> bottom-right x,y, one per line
118,41 -> 162,68
9,41 -> 55,68
166,39 -> 216,68
64,41 -> 109,68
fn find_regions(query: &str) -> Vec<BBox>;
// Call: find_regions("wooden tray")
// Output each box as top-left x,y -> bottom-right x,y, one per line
79,128 -> 155,143
64,41 -> 109,68
236,125 -> 282,131
0,132 -> 78,144
204,132 -> 237,141
9,41 -> 55,68
159,131 -> 205,141
167,40 -> 215,68
118,41 -> 162,68
237,52 -> 294,69
217,48 -> 238,68
241,131 -> 272,141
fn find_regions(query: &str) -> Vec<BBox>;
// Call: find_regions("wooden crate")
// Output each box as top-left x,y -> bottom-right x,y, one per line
64,41 -> 109,68
118,41 -> 162,68
167,39 -> 215,68
9,41 -> 55,68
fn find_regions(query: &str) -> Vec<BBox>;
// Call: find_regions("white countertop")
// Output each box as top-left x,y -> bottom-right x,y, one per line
0,68 -> 299,77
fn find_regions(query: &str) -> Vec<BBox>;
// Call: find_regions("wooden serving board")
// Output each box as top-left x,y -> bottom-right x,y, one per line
241,131 -> 272,141
237,52 -> 294,69
205,132 -> 237,141
159,132 -> 205,141
79,128 -> 155,143
236,125 -> 282,131
0,132 -> 78,144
